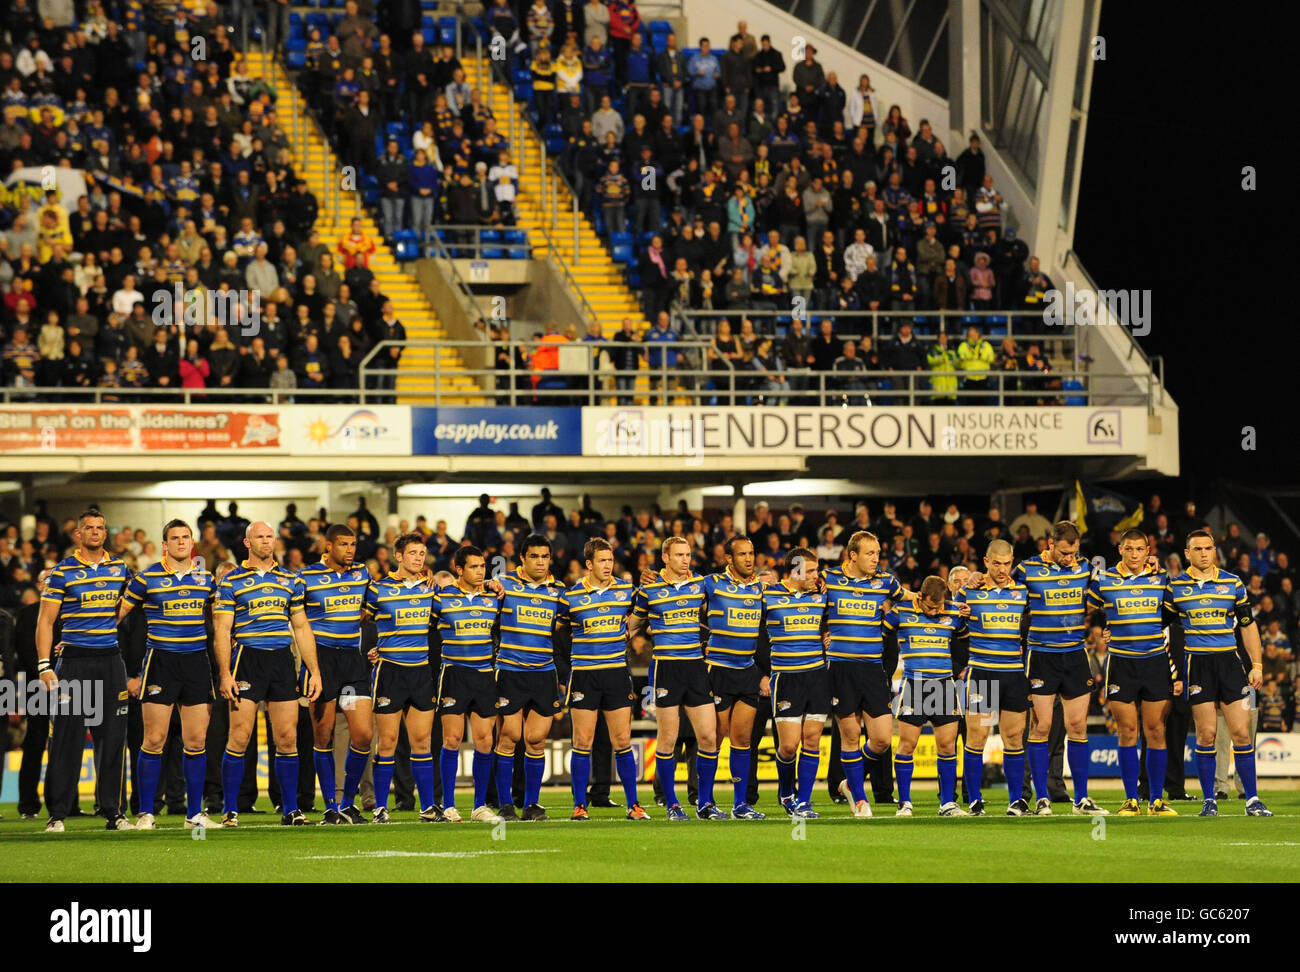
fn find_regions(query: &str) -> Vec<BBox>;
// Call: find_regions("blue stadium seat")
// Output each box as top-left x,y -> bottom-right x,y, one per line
289,12 -> 303,26
504,229 -> 527,245
612,243 -> 634,264
627,270 -> 640,289
609,232 -> 633,248
287,50 -> 306,69
396,239 -> 421,261
286,37 -> 306,52
650,20 -> 673,33
481,230 -> 502,242
637,232 -> 656,247
1062,379 -> 1086,406
512,66 -> 531,84
422,14 -> 436,27
514,83 -> 533,102
423,27 -> 437,43
386,121 -> 407,138
440,25 -> 457,45
306,12 -> 329,31
482,247 -> 505,259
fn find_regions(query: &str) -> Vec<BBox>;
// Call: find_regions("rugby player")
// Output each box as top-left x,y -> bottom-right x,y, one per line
433,545 -> 503,823
215,522 -> 322,827
700,536 -> 767,819
884,575 -> 968,816
957,540 -> 1032,816
118,520 -> 218,830
628,536 -> 723,821
559,538 -> 649,820
824,531 -> 904,819
38,508 -> 134,833
364,533 -> 441,823
301,524 -> 374,824
1165,529 -> 1272,817
1013,521 -> 1107,815
1087,529 -> 1180,815
491,535 -> 565,821
763,549 -> 831,819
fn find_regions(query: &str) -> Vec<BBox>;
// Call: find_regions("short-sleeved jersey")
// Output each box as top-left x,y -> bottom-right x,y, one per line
762,583 -> 828,672
1087,567 -> 1167,658
558,577 -> 635,670
299,561 -> 370,651
123,560 -> 217,653
1163,569 -> 1253,655
214,562 -> 305,652
497,570 -> 564,672
41,550 -> 129,653
823,566 -> 904,663
364,574 -> 436,666
884,602 -> 967,678
957,582 -> 1028,671
631,572 -> 706,661
433,584 -> 500,672
1012,555 -> 1090,652
701,569 -> 764,670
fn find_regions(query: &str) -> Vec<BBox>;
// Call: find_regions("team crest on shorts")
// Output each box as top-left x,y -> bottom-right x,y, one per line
1030,679 -> 1044,689
900,706 -> 914,715
377,697 -> 391,706
237,681 -> 251,691
832,696 -> 839,705
656,687 -> 668,698
440,696 -> 456,707
1189,685 -> 1202,696
777,700 -> 791,711
147,684 -> 162,696
571,692 -> 585,701
497,696 -> 509,708
1108,684 -> 1120,695
968,692 -> 983,704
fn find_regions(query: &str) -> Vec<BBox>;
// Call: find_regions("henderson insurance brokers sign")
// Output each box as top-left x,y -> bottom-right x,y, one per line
0,405 -> 1147,457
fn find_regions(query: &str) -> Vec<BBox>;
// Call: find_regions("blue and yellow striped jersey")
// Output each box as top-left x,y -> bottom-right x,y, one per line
559,577 -> 635,670
434,584 -> 499,672
631,573 -> 706,661
762,583 -> 828,672
1163,568 -> 1253,655
41,550 -> 128,652
214,562 -> 305,652
956,583 -> 1028,671
1012,555 -> 1090,652
497,570 -> 564,672
884,602 -> 967,678
823,566 -> 903,663
701,569 -> 764,670
299,561 -> 369,651
1087,567 -> 1166,658
123,560 -> 216,653
364,575 -> 436,666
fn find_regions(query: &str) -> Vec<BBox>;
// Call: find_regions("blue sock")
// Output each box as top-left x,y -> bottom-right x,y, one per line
895,753 -> 914,803
275,753 -> 299,814
494,749 -> 515,808
1233,744 -> 1258,801
1067,736 -> 1089,802
1147,746 -> 1168,802
696,749 -> 719,808
842,749 -> 866,803
137,747 -> 163,815
524,751 -> 545,807
313,746 -> 337,812
729,745 -> 752,807
656,752 -> 678,807
222,748 -> 244,814
775,751 -> 795,801
1195,745 -> 1216,801
937,753 -> 957,805
472,750 -> 492,809
342,745 -> 368,809
571,747 -> 592,807
1118,744 -> 1139,800
373,754 -> 395,809
440,747 -> 460,808
615,746 -> 639,808
796,747 -> 820,806
411,752 -> 436,811
1028,739 -> 1050,801
1003,748 -> 1025,805
963,747 -> 983,803
182,747 -> 205,819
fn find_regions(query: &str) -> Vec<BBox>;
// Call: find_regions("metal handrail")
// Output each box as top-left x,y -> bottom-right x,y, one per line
423,224 -> 533,258
0,387 -> 356,405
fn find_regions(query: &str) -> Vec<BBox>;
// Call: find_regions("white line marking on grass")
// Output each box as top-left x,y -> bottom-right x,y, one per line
1220,841 -> 1300,846
299,849 -> 564,860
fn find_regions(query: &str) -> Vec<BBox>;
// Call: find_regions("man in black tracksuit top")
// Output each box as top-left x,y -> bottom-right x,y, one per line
37,507 -> 133,831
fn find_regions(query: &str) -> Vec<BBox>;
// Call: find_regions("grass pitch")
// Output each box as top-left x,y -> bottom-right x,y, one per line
3,784 -> 1297,882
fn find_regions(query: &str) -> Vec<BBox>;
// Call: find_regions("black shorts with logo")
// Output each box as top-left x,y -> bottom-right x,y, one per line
231,645 -> 299,703
771,666 -> 832,720
371,660 -> 436,714
1026,647 -> 1094,700
1186,652 -> 1249,707
496,668 -> 561,717
894,676 -> 962,727
1105,654 -> 1172,704
140,648 -> 214,707
651,658 -> 713,708
829,661 -> 892,719
566,667 -> 637,711
709,663 -> 762,710
437,663 -> 497,718
965,668 -> 1031,716
307,647 -> 371,704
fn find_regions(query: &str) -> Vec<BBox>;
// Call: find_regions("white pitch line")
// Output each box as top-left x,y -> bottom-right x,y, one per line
1219,841 -> 1300,846
299,849 -> 564,860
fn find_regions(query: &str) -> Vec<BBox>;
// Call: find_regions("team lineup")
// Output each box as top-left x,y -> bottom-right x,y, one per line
34,508 -> 1274,832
